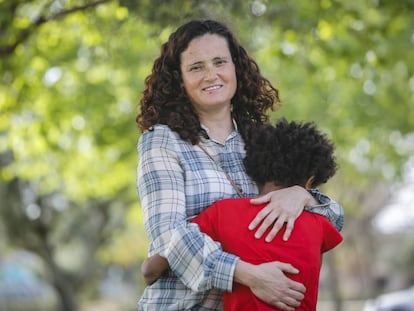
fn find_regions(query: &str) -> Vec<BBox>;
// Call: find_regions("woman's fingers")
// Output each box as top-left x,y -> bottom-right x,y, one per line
287,279 -> 306,298
250,192 -> 272,205
275,294 -> 302,310
250,209 -> 297,242
249,208 -> 289,241
249,186 -> 307,241
264,216 -> 285,242
248,206 -> 288,240
248,261 -> 305,309
274,301 -> 295,311
283,218 -> 295,241
248,202 -> 271,231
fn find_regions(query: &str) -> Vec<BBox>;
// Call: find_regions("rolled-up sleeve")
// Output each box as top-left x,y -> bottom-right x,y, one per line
306,189 -> 344,232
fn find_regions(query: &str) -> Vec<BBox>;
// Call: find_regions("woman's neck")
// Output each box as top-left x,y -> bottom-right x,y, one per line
199,111 -> 234,144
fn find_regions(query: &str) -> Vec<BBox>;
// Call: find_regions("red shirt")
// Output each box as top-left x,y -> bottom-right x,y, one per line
192,197 -> 343,311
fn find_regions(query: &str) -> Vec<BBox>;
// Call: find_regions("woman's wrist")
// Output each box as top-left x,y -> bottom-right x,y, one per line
292,185 -> 317,207
234,259 -> 256,287
305,192 -> 318,207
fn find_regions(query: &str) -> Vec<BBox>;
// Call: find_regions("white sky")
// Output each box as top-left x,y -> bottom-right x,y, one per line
374,157 -> 414,234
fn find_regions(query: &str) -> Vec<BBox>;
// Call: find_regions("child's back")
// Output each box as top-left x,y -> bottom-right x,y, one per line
192,197 -> 343,311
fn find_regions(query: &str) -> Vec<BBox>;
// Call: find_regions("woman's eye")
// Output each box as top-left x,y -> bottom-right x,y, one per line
215,60 -> 226,66
190,65 -> 202,71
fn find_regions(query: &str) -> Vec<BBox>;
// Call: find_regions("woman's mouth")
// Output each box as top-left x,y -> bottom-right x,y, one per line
203,85 -> 222,92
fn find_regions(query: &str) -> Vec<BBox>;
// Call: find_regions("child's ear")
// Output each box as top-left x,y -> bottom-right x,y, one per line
304,176 -> 315,189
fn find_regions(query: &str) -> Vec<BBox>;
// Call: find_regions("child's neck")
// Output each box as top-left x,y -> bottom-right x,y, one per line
259,181 -> 310,196
259,182 -> 284,196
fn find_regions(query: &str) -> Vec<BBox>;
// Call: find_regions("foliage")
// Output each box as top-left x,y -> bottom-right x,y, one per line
0,0 -> 414,309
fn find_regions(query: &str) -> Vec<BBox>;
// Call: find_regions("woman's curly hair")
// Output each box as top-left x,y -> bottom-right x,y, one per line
244,118 -> 338,189
136,19 -> 280,145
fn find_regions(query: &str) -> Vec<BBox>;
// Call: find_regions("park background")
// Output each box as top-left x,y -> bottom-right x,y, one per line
0,0 -> 413,310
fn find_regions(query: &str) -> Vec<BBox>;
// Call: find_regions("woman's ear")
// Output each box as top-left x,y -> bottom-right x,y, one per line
304,176 -> 315,189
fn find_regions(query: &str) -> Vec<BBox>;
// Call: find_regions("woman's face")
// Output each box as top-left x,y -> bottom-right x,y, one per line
180,34 -> 237,114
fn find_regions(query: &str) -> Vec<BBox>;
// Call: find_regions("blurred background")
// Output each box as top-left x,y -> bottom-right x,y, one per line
0,0 -> 413,310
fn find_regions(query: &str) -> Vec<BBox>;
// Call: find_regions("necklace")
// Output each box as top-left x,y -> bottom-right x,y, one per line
198,144 -> 244,198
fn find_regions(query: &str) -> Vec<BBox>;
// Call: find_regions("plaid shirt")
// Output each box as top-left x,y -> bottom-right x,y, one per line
137,124 -> 344,311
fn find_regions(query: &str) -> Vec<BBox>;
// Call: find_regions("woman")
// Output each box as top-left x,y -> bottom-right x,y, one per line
136,19 -> 344,311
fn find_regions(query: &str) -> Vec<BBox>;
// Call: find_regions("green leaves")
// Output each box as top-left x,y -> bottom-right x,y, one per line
0,0 -> 413,306
0,0 -> 412,235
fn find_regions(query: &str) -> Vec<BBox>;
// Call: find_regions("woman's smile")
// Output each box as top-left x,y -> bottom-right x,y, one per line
180,34 -> 237,113
203,84 -> 223,92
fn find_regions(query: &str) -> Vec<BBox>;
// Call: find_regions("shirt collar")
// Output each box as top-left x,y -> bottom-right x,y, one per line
200,119 -> 239,145
200,118 -> 238,133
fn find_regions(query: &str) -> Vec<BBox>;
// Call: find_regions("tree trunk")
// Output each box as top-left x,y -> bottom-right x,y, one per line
326,252 -> 343,311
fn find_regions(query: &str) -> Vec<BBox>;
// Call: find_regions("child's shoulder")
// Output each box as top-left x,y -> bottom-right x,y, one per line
215,197 -> 253,205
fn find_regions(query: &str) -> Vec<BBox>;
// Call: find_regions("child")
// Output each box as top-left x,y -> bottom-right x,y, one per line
141,118 -> 343,311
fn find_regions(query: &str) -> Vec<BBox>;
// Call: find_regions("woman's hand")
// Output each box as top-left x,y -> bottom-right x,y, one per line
234,260 -> 306,310
249,185 -> 317,242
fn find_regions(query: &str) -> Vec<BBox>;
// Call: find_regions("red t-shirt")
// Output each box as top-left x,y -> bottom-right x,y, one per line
192,197 -> 343,311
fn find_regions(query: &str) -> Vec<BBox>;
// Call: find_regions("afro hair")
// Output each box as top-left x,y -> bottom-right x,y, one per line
244,118 -> 338,189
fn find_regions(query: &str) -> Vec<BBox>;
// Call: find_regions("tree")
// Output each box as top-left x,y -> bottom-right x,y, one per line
1,1 -> 146,309
1,0 -> 413,309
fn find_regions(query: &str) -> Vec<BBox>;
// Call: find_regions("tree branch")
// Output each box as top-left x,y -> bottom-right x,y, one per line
0,0 -> 113,58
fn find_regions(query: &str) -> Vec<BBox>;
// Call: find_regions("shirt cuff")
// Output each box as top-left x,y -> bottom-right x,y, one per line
211,252 -> 239,292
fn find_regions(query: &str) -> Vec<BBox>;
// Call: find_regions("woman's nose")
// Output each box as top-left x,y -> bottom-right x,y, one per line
204,66 -> 217,81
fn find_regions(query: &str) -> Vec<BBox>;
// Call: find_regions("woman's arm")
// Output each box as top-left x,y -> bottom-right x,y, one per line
138,128 -> 307,308
137,128 -> 237,292
141,253 -> 306,310
249,186 -> 344,242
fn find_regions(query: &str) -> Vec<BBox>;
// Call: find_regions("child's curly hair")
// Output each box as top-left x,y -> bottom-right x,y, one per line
244,118 -> 338,188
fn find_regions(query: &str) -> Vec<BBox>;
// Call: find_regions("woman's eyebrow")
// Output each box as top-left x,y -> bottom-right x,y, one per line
188,61 -> 203,67
213,56 -> 230,61
185,56 -> 230,68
